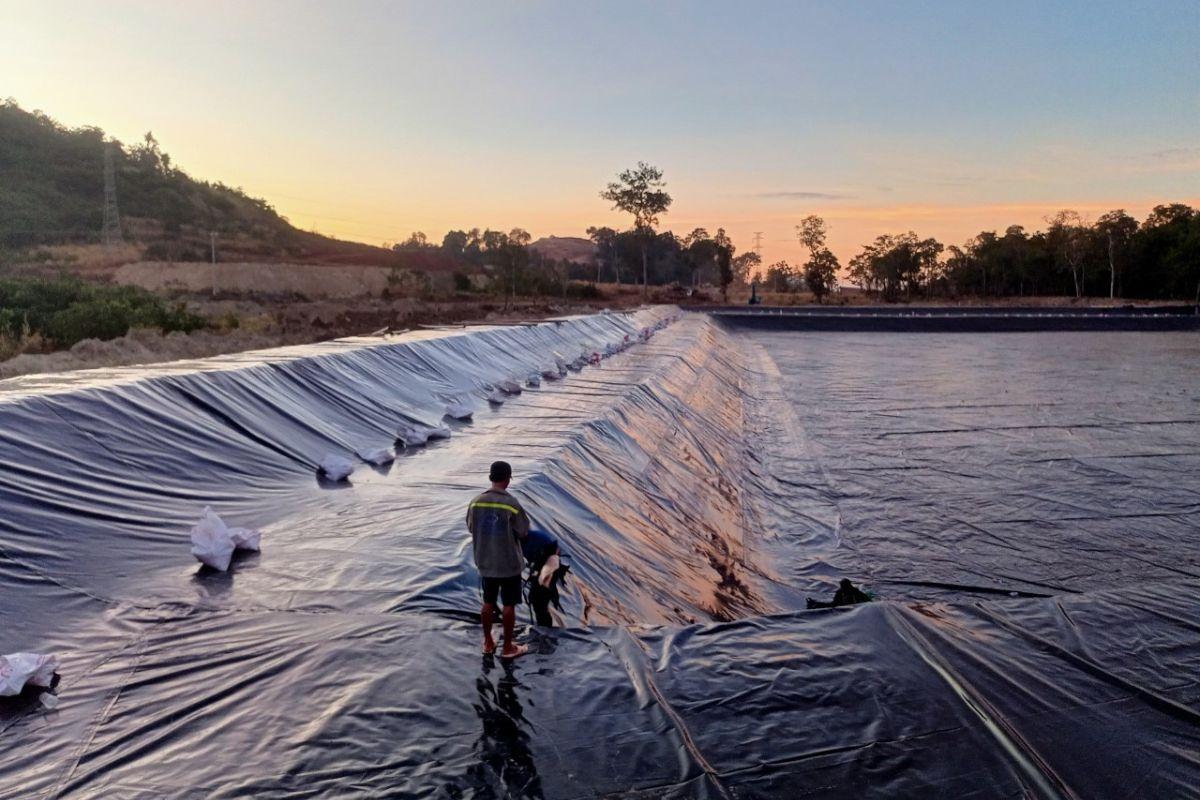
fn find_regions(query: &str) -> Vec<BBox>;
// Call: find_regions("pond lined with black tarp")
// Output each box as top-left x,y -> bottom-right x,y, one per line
1,310 -> 1197,798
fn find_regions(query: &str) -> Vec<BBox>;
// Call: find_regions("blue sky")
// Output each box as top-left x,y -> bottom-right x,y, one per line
3,0 -> 1197,263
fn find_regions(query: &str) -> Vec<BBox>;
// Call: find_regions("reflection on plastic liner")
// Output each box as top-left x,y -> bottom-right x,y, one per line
472,656 -> 544,799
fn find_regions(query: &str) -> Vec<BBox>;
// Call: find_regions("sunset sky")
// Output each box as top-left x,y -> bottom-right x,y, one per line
3,0 -> 1197,267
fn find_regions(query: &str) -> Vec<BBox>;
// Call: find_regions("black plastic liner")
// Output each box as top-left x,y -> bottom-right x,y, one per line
2,311 -> 1199,798
714,304 -> 1200,331
746,328 -> 1200,603
3,592 -> 1197,798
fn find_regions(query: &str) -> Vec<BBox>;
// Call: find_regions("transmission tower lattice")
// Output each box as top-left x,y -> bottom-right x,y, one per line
102,142 -> 123,248
752,231 -> 764,255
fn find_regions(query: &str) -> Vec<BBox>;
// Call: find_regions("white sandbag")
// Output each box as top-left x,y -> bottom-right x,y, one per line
190,506 -> 236,571
487,389 -> 506,404
359,446 -> 395,465
538,554 -> 560,588
396,423 -> 430,448
526,372 -> 542,388
444,399 -> 474,420
553,356 -> 569,375
0,652 -> 58,697
497,379 -> 523,394
540,365 -> 560,380
425,423 -> 452,440
320,455 -> 355,482
228,526 -> 261,552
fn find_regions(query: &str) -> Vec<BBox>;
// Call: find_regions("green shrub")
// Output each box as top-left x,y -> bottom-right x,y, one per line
0,276 -> 207,349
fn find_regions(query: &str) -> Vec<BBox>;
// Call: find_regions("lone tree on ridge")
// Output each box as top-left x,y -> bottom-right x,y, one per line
600,162 -> 672,298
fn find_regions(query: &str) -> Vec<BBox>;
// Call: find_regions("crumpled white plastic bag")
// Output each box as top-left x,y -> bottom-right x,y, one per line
526,372 -> 542,388
190,506 -> 261,571
487,389 -> 506,404
190,506 -> 236,571
320,455 -> 355,482
0,652 -> 58,697
496,379 -> 523,394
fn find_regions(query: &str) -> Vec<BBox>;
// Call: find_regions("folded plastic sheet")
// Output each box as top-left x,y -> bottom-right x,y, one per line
3,311 -> 1199,798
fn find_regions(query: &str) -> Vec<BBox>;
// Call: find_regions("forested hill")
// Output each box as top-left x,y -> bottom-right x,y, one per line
0,101 -> 423,266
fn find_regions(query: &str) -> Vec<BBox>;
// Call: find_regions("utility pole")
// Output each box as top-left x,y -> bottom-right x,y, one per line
752,231 -> 764,285
210,231 -> 218,297
102,142 -> 123,249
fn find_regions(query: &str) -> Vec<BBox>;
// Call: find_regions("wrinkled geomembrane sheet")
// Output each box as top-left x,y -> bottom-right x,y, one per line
738,328 -> 1200,602
2,311 -> 1199,798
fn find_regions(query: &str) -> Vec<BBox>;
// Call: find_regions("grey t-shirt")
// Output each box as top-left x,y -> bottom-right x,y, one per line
466,488 -> 530,578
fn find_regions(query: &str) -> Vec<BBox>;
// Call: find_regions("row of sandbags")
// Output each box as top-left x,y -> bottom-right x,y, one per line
194,315 -> 681,567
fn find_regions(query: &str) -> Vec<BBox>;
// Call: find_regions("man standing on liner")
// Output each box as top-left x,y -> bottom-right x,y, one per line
466,461 -> 531,658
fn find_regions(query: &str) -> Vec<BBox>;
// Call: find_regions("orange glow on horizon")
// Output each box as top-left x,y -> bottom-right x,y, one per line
286,196 -> 1200,277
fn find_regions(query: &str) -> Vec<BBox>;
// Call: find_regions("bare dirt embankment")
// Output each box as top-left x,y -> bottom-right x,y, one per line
115,261 -> 406,299
0,250 -> 651,380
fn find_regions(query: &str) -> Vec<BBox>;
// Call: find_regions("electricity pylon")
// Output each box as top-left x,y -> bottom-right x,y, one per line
102,142 -> 123,248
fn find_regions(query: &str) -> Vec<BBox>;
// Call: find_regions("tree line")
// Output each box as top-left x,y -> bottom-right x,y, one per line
396,160 -> 1199,305
586,161 -> 1199,303
842,206 -> 1199,302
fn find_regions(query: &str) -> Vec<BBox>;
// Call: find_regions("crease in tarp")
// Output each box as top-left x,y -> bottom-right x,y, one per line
970,602 -> 1200,726
886,604 -> 1072,800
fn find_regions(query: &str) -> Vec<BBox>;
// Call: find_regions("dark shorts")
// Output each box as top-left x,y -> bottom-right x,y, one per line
481,575 -> 523,607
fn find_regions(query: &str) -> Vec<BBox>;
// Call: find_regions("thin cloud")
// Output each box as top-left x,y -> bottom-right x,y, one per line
1126,146 -> 1200,162
1114,147 -> 1200,174
751,190 -> 852,200
924,176 -> 980,188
